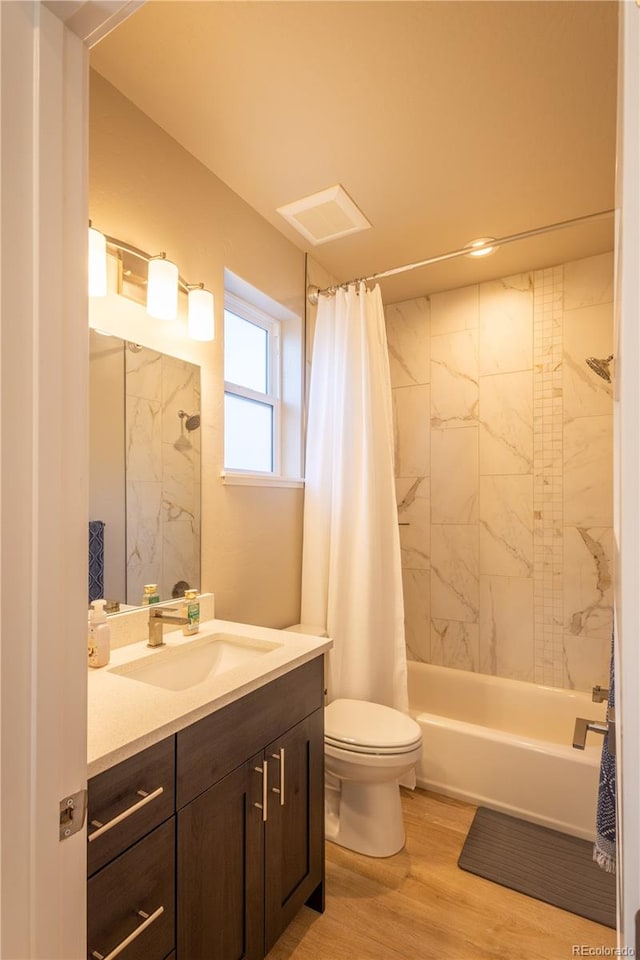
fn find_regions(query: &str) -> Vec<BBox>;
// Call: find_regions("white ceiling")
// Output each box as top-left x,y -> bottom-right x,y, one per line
90,0 -> 618,304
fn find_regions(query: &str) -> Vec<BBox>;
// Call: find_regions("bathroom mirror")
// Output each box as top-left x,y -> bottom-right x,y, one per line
89,329 -> 201,609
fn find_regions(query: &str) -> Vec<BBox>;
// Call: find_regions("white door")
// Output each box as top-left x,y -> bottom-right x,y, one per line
0,4 -> 140,957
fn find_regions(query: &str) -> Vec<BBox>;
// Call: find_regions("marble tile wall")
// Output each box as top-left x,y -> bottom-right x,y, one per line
388,252 -> 614,691
125,346 -> 201,605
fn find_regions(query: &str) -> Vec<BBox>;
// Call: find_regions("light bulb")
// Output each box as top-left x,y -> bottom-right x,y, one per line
465,237 -> 497,258
188,287 -> 215,341
147,256 -> 179,320
88,226 -> 107,297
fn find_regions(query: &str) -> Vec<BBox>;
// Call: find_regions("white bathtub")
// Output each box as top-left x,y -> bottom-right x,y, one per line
407,661 -> 607,840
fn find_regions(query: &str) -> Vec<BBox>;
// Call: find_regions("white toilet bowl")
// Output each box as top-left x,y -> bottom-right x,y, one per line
285,625 -> 422,858
324,698 -> 422,858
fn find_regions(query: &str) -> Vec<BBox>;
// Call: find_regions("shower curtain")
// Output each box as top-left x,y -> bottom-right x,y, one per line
301,282 -> 409,712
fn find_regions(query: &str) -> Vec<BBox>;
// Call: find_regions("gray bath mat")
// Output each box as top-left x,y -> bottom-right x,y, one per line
458,807 -> 616,929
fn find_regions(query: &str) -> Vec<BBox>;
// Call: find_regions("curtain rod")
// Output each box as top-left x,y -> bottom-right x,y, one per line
306,208 -> 615,305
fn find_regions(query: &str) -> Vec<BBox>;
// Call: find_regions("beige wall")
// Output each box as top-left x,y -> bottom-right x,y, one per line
89,72 -> 304,627
387,252 -> 614,692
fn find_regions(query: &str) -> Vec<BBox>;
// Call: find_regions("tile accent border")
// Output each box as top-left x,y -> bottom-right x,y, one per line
533,267 -> 564,686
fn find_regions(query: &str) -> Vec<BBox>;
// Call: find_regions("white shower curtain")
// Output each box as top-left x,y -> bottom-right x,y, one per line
301,282 -> 409,712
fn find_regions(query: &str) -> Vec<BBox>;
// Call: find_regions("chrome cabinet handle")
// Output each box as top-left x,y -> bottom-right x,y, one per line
91,905 -> 164,960
253,761 -> 268,821
271,749 -> 285,806
88,787 -> 164,842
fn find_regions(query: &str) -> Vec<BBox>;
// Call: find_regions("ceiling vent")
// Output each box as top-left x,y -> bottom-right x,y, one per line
277,184 -> 372,246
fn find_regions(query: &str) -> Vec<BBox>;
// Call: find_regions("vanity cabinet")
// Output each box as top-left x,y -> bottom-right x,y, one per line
176,657 -> 325,960
87,656 -> 325,960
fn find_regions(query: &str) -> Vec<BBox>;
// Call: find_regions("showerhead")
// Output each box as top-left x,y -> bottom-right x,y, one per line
178,410 -> 200,432
585,355 -> 614,383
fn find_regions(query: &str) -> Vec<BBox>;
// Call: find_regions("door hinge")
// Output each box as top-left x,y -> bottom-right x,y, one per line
59,789 -> 87,841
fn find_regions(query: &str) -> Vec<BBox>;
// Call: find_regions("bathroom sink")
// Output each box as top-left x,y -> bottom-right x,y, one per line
108,632 -> 282,691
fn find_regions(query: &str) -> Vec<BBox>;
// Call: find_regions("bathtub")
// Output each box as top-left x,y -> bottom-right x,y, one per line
407,661 -> 606,840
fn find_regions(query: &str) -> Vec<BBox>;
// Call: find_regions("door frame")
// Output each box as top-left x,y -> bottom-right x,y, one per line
614,0 -> 640,949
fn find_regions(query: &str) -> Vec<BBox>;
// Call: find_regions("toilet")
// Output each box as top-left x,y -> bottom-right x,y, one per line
285,624 -> 423,858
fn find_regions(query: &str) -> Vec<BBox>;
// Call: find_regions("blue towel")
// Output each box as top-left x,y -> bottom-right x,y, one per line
88,520 -> 105,603
594,637 -> 616,873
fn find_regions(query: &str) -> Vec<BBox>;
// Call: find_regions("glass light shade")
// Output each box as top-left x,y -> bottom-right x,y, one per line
147,256 -> 179,320
88,227 -> 107,297
188,288 -> 215,341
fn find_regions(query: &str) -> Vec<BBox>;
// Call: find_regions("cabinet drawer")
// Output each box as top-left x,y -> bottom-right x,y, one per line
177,657 -> 324,808
88,737 -> 175,876
87,818 -> 175,960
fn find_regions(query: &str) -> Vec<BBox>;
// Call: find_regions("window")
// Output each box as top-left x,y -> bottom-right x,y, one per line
222,271 -> 304,487
224,293 -> 281,474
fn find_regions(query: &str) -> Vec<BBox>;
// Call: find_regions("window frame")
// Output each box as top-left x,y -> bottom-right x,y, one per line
223,291 -> 282,476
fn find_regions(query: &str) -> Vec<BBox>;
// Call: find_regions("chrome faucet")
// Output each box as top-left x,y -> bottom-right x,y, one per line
148,606 -> 190,647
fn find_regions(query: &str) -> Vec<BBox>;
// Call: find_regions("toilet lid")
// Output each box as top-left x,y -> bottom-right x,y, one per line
325,698 -> 422,750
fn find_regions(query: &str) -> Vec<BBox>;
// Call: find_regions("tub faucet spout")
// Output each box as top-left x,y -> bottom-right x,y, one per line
572,709 -> 616,756
148,606 -> 189,647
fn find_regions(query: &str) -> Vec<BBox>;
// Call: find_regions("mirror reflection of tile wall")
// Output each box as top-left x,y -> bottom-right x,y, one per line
125,345 -> 201,605
387,252 -> 614,693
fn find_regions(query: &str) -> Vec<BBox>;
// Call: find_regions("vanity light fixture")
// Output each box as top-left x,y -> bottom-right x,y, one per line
465,237 -> 497,258
87,225 -> 215,341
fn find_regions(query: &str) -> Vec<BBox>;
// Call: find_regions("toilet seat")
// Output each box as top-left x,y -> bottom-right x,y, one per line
324,735 -> 422,756
325,698 -> 422,755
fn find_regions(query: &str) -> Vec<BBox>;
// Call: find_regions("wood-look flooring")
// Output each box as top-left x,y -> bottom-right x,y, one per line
267,788 -> 617,960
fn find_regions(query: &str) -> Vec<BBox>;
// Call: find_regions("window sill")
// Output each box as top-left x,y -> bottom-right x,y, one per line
220,470 -> 304,489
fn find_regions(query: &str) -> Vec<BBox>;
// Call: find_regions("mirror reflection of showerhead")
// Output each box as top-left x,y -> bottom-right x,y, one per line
174,429 -> 191,452
585,355 -> 614,383
174,411 -> 191,452
179,410 -> 201,432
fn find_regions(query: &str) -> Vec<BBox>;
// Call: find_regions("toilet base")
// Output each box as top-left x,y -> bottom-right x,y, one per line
325,777 -> 406,858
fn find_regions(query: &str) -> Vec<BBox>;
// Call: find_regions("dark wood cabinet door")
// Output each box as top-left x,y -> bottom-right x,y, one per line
264,708 -> 324,953
177,754 -> 265,960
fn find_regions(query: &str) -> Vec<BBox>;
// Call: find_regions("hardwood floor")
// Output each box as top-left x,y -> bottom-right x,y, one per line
267,788 -> 617,960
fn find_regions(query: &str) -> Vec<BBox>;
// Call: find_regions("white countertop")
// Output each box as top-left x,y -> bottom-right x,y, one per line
87,618 -> 331,778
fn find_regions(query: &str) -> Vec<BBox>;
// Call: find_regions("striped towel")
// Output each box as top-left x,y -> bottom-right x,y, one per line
593,637 -> 616,873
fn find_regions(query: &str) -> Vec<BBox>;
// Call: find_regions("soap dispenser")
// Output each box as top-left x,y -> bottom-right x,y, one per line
181,589 -> 200,636
88,598 -> 111,668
